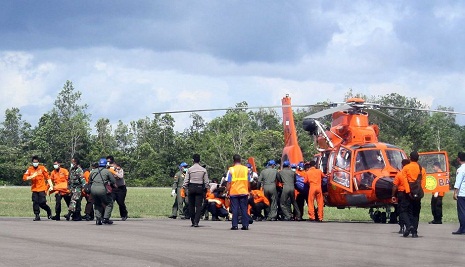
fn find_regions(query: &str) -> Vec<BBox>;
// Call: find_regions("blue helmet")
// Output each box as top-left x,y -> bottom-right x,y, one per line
268,160 -> 276,166
98,158 -> 107,167
179,162 -> 188,168
282,160 -> 290,167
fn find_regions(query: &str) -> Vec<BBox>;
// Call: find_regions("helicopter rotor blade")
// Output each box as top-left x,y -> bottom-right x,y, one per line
365,109 -> 399,122
304,104 -> 352,119
153,104 -> 320,115
377,105 -> 465,116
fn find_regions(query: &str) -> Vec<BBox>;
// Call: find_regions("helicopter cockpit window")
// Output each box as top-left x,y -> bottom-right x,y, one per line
355,149 -> 385,172
336,147 -> 352,171
386,150 -> 406,170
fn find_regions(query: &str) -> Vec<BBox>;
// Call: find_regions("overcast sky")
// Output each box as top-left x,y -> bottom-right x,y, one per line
1,0 -> 465,131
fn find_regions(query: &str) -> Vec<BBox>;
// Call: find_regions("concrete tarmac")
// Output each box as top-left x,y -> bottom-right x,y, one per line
1,217 -> 464,267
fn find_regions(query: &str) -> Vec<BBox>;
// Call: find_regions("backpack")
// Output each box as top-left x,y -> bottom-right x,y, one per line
409,164 -> 424,201
295,174 -> 309,194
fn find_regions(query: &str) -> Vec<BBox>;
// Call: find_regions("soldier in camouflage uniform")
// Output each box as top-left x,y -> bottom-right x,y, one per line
64,158 -> 86,221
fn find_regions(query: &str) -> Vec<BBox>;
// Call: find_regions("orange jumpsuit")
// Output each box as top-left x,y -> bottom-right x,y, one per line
306,167 -> 325,221
50,167 -> 70,195
23,165 -> 50,192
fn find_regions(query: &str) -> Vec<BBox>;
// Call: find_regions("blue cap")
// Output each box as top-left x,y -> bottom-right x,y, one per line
246,163 -> 252,168
298,162 -> 305,169
282,160 -> 290,167
290,164 -> 297,168
99,158 -> 107,167
268,160 -> 276,166
179,162 -> 188,168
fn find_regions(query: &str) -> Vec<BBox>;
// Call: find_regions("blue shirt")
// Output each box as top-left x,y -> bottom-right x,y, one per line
454,164 -> 465,197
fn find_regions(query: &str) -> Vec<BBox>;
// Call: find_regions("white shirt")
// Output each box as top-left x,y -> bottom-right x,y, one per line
454,163 -> 465,197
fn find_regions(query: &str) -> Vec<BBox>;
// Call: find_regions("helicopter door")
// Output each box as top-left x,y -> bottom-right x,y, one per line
418,151 -> 450,193
329,147 -> 353,193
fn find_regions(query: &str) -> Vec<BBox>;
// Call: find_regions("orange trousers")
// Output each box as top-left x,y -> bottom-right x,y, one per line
308,187 -> 324,221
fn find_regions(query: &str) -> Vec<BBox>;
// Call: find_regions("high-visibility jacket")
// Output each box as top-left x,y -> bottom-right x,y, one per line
50,167 -> 70,195
23,165 -> 50,192
228,164 -> 249,196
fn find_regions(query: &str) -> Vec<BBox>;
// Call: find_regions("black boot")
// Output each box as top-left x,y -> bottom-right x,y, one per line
33,214 -> 40,221
64,211 -> 72,221
72,212 -> 82,221
51,214 -> 61,221
102,218 -> 113,225
96,218 -> 102,225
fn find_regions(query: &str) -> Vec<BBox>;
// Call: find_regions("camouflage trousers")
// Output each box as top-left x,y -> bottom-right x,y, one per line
68,188 -> 82,212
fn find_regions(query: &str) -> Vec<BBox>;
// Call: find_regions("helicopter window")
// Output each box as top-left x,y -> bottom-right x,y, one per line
328,152 -> 336,173
355,150 -> 385,172
385,150 -> 406,170
336,147 -> 352,171
333,171 -> 350,188
418,154 -> 447,174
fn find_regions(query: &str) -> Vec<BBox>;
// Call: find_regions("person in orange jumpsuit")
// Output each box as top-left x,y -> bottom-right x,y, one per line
402,151 -> 427,238
391,159 -> 411,234
248,186 -> 270,221
306,160 -> 325,222
49,160 -> 70,220
429,162 -> 444,224
22,155 -> 53,221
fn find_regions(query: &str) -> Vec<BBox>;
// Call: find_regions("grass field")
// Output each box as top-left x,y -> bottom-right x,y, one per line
0,186 -> 459,223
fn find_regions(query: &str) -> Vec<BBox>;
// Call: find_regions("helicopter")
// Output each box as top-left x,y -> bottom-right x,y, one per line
155,94 -> 463,222
281,94 -> 455,223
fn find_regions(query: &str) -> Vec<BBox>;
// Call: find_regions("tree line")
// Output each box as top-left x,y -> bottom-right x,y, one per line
1,81 -> 464,187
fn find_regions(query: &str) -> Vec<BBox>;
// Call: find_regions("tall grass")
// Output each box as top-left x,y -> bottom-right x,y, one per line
0,186 -> 459,222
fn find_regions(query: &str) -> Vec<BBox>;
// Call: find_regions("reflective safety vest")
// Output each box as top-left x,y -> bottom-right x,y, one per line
229,164 -> 249,196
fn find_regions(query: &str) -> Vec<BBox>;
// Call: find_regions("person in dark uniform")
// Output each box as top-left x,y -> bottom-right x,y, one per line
258,160 -> 279,221
107,156 -> 128,221
182,154 -> 209,227
90,158 -> 116,225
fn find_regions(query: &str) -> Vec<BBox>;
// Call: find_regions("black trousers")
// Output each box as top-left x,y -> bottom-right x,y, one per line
409,198 -> 421,233
31,191 -> 51,216
84,194 -> 94,218
431,195 -> 443,222
457,196 -> 465,233
55,193 -> 71,215
248,198 -> 268,218
188,184 -> 204,225
397,191 -> 410,229
112,185 -> 128,218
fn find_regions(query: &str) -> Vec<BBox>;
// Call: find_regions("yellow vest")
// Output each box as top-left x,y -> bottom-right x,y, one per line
229,164 -> 249,196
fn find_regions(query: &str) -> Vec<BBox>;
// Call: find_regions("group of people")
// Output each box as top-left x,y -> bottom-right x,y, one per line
22,155 -> 128,225
169,154 -> 327,230
392,151 -> 465,237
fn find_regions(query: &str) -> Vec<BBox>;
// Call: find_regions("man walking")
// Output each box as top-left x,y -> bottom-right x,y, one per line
22,155 -> 53,221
